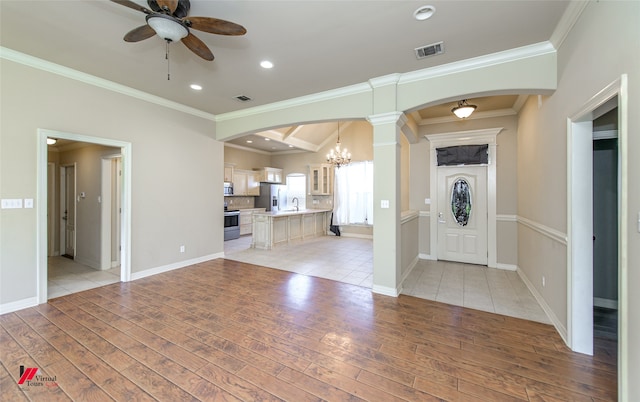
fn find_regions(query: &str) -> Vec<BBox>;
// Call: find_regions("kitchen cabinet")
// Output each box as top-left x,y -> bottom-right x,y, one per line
255,167 -> 282,183
251,209 -> 330,249
224,163 -> 234,182
239,208 -> 265,235
232,170 -> 260,196
309,164 -> 332,195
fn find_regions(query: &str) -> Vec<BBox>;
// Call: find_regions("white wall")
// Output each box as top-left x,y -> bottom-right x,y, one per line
0,59 -> 224,308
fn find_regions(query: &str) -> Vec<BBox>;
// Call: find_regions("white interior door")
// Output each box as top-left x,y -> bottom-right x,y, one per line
64,166 -> 76,258
437,166 -> 487,265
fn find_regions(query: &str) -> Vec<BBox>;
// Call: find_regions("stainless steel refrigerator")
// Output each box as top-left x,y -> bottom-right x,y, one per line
255,183 -> 288,212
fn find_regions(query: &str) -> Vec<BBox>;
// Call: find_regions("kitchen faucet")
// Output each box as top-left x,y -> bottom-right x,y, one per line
292,197 -> 299,211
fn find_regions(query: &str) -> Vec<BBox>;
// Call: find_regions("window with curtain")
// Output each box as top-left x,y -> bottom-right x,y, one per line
333,161 -> 373,225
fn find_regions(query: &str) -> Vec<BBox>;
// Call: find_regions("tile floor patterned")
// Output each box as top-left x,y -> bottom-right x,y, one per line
47,256 -> 120,298
224,235 -> 551,324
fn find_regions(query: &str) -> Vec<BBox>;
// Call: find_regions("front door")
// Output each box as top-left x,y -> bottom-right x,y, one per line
64,166 -> 76,258
437,166 -> 487,265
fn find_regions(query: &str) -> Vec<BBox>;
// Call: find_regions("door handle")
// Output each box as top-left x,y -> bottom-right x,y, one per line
438,212 -> 446,224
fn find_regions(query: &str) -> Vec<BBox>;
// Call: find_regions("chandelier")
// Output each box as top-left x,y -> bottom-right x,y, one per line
327,122 -> 351,168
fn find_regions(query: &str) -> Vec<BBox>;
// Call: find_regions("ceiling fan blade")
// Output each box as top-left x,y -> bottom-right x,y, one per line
156,0 -> 178,14
184,16 -> 246,36
181,33 -> 214,61
110,0 -> 151,14
124,24 -> 157,42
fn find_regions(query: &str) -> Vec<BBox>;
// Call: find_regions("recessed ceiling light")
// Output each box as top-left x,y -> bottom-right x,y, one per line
288,145 -> 294,148
260,60 -> 274,69
264,138 -> 270,141
246,140 -> 253,143
414,5 -> 436,21
190,84 -> 203,90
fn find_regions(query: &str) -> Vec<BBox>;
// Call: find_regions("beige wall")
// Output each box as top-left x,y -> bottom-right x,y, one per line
517,2 -> 639,398
0,59 -> 223,306
224,146 -> 272,171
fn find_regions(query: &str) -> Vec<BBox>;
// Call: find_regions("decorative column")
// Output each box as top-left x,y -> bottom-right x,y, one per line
367,112 -> 407,296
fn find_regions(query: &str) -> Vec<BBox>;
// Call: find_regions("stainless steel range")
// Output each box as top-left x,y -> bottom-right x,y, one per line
224,206 -> 240,241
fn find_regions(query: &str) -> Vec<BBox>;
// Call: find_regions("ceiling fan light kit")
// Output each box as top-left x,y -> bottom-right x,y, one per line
452,99 -> 477,119
146,14 -> 189,42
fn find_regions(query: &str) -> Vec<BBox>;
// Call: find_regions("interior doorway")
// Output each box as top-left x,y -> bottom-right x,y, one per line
37,129 -> 132,304
592,122 -> 618,343
567,75 -> 627,397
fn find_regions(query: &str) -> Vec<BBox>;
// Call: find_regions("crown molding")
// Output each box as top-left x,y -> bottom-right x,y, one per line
215,82 -> 372,123
369,73 -> 402,88
0,47 -> 216,121
399,41 -> 556,85
549,1 -> 589,50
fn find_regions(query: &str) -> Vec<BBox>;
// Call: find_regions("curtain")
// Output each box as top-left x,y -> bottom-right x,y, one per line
436,144 -> 488,166
333,161 -> 374,225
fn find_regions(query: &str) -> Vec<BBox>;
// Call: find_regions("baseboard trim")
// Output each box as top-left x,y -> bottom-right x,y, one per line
495,263 -> 518,271
593,297 -> 618,310
516,267 -> 568,343
419,253 -> 436,260
340,233 -> 374,239
0,296 -> 38,314
372,284 -> 401,297
131,253 -> 224,281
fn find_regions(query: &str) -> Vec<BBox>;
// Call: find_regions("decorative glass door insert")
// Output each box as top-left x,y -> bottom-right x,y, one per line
451,178 -> 472,226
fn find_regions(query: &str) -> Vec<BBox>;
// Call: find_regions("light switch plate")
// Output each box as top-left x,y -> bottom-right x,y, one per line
24,199 -> 34,208
381,200 -> 390,208
1,199 -> 23,209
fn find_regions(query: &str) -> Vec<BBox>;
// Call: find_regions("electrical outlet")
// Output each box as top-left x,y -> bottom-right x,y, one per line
180,245 -> 185,253
542,276 -> 546,287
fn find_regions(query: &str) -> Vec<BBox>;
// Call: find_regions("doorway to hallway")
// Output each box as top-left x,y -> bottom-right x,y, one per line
37,129 -> 132,304
47,141 -> 123,298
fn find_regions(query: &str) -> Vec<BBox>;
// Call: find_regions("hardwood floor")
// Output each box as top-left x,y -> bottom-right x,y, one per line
1,259 -> 617,401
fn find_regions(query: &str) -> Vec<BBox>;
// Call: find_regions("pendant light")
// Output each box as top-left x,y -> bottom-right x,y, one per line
452,99 -> 477,119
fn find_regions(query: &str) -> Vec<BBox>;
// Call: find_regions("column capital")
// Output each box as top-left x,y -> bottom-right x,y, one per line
367,112 -> 407,127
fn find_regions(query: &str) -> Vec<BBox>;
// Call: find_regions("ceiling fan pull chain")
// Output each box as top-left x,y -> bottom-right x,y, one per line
166,40 -> 171,80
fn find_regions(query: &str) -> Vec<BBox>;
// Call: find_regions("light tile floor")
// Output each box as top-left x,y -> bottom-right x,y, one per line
48,256 -> 121,298
225,235 -> 550,324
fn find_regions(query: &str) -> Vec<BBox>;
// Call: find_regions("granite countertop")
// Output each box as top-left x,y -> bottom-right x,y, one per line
253,209 -> 332,217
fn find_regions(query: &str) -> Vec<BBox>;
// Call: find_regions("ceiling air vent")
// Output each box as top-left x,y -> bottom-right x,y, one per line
234,95 -> 252,102
414,41 -> 444,60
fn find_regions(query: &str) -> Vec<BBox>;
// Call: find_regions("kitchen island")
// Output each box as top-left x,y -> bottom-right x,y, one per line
251,209 -> 332,250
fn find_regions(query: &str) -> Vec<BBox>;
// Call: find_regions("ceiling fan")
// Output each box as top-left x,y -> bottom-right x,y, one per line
111,0 -> 246,61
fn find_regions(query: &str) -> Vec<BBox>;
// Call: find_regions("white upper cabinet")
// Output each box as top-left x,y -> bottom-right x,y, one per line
309,164 -> 332,195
